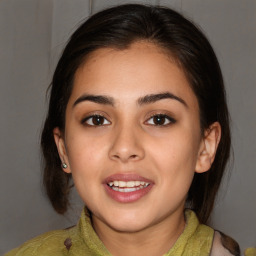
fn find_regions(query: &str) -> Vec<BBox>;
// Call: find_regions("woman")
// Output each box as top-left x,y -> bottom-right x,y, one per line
6,4 -> 242,256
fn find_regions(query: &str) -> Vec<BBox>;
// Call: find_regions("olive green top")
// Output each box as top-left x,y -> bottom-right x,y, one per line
5,209 -> 215,256
244,248 -> 256,256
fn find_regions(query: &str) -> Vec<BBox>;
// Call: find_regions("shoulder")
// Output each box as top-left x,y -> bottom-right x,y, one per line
210,230 -> 241,256
244,248 -> 256,256
184,210 -> 241,256
4,227 -> 76,256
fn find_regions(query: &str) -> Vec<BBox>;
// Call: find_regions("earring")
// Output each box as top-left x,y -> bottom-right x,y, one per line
62,162 -> 68,169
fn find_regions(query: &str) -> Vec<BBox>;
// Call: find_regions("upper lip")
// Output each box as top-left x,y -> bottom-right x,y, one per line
103,173 -> 154,184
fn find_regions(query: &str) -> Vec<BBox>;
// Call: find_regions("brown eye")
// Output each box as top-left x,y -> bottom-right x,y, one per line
153,115 -> 166,125
146,114 -> 176,126
83,115 -> 111,126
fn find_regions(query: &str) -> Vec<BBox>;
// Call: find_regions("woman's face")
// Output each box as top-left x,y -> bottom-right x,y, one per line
55,42 -> 211,233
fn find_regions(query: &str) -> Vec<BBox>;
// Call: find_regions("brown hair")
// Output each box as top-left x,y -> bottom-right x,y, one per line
41,4 -> 231,224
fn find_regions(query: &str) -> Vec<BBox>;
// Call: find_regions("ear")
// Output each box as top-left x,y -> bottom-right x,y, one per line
53,127 -> 71,173
195,122 -> 221,173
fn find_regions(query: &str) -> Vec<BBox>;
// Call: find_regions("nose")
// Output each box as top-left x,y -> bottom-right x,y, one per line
108,123 -> 145,163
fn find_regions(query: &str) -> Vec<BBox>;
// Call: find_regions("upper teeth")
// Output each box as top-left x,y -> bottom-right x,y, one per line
108,181 -> 149,188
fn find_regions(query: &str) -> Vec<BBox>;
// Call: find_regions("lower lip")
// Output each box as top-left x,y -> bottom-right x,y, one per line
104,184 -> 153,203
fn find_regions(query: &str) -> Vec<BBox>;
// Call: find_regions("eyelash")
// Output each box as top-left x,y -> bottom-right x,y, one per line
145,114 -> 176,126
81,114 -> 111,127
81,113 -> 176,127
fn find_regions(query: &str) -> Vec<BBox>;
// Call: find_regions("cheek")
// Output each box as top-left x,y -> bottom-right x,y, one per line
148,128 -> 200,192
65,132 -> 109,180
150,129 -> 200,168
67,128 -> 107,158
65,135 -> 107,206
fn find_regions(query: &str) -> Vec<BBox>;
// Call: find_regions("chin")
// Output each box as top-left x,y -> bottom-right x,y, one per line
110,221 -> 149,233
105,213 -> 153,233
91,203 -> 159,233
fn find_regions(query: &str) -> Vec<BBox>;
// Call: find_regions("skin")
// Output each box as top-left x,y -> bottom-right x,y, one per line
54,41 -> 221,256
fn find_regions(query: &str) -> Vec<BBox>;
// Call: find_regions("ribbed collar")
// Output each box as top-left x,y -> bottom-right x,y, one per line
68,208 -> 213,256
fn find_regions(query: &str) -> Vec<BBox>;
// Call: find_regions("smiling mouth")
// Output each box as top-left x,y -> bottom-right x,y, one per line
104,174 -> 153,203
107,180 -> 150,192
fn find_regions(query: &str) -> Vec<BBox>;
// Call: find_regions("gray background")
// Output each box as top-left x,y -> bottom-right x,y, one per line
1,0 -> 255,254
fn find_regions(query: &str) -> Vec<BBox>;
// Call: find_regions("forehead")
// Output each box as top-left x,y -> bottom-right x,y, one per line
69,41 -> 198,109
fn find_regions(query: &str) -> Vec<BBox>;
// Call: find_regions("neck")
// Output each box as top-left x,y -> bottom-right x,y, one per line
92,209 -> 185,256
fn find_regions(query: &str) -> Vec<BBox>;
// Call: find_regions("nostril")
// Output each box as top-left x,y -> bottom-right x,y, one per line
111,154 -> 138,161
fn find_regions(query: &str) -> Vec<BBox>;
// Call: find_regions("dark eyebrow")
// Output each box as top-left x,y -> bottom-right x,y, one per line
73,94 -> 115,107
138,92 -> 188,107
